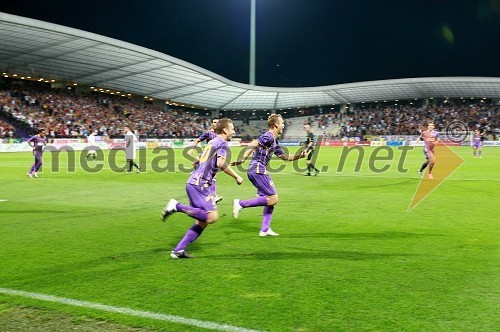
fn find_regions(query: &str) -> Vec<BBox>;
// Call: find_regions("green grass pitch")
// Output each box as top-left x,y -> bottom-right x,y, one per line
0,146 -> 499,331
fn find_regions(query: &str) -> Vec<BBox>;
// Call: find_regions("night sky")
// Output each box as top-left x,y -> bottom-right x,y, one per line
2,0 -> 500,87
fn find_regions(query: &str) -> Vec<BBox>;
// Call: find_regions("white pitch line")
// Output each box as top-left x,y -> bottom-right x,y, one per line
0,199 -> 7,202
0,288 -> 265,332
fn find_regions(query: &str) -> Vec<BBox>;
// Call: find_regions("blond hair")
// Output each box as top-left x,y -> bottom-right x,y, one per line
267,114 -> 282,128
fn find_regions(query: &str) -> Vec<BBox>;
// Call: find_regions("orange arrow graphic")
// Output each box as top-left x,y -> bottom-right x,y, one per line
408,144 -> 464,211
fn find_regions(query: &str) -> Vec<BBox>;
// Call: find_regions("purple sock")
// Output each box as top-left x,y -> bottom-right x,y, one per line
261,206 -> 274,232
29,164 -> 36,173
240,195 -> 268,208
176,203 -> 208,221
174,224 -> 204,252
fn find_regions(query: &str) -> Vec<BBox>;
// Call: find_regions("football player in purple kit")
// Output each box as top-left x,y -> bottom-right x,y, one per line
189,117 -> 219,154
417,122 -> 439,180
26,129 -> 47,178
161,118 -> 243,259
189,117 -> 223,203
472,129 -> 483,158
231,114 -> 306,236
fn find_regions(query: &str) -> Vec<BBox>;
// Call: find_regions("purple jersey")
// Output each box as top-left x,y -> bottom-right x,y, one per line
28,135 -> 46,156
248,131 -> 284,174
198,130 -> 217,143
187,136 -> 228,187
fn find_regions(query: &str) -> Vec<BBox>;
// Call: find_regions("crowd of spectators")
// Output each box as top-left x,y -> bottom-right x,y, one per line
0,119 -> 15,139
1,82 -> 498,141
299,104 -> 498,140
336,104 -> 498,139
0,84 -> 223,139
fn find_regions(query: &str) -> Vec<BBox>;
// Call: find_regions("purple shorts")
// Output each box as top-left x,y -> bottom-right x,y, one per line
185,184 -> 216,212
473,142 -> 482,148
248,172 -> 277,196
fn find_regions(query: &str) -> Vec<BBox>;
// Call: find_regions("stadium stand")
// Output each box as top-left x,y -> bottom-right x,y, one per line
1,80 -> 498,141
0,119 -> 14,139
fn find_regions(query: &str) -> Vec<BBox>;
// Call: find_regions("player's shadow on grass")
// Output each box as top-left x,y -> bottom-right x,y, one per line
352,179 -> 416,189
207,250 -> 416,261
221,220 -> 255,233
286,231 -> 445,239
0,248 -> 171,284
0,209 -> 68,214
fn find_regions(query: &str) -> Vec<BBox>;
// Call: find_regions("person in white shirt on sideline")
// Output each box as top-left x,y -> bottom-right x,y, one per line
124,126 -> 140,173
86,130 -> 98,160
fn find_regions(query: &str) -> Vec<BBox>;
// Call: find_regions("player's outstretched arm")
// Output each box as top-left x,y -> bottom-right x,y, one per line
280,150 -> 307,161
230,140 -> 258,166
188,139 -> 202,155
218,157 -> 243,184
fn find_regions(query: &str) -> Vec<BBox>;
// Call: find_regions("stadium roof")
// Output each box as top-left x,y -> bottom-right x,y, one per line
1,12 -> 500,111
